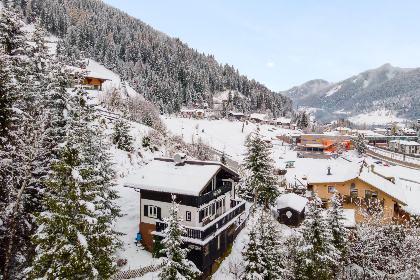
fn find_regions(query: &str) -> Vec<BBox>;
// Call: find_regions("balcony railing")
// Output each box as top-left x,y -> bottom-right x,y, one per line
155,201 -> 245,241
197,184 -> 232,207
342,195 -> 385,207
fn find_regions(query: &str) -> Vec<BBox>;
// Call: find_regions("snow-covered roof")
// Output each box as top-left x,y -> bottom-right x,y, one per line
250,113 -> 267,120
358,169 -> 406,204
230,112 -> 244,116
342,209 -> 356,228
307,163 -> 407,205
276,193 -> 308,212
275,117 -> 291,123
66,66 -> 111,80
124,158 -> 237,196
336,127 -> 350,131
389,140 -> 420,146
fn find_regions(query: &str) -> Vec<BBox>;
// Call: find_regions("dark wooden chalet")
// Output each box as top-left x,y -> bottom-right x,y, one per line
276,193 -> 308,226
124,155 -> 246,279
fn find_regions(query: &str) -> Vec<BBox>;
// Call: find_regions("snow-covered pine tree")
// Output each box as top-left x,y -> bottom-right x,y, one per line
29,70 -> 121,280
220,150 -> 227,165
239,131 -> 279,208
243,207 -> 286,280
159,195 -> 200,280
326,191 -> 348,278
258,208 -> 285,280
300,112 -> 309,129
293,191 -> 338,280
355,134 -> 367,155
242,214 -> 264,280
112,118 -> 133,152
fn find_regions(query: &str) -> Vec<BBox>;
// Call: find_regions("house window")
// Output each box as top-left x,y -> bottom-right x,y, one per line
350,189 -> 358,196
372,191 -> 378,198
148,205 -> 158,218
204,245 -> 209,256
217,235 -> 221,250
365,190 -> 371,199
186,211 -> 191,221
328,186 -> 336,193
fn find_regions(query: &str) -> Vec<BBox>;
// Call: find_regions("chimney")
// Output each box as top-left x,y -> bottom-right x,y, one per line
174,153 -> 187,165
327,166 -> 331,175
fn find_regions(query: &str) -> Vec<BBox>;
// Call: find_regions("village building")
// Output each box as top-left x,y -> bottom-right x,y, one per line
298,133 -> 352,152
335,127 -> 351,135
275,117 -> 292,129
228,112 -> 245,120
249,113 -> 268,123
307,163 -> 408,222
68,66 -> 111,90
124,155 -> 246,278
389,140 -> 420,155
373,128 -> 388,135
276,193 -> 308,226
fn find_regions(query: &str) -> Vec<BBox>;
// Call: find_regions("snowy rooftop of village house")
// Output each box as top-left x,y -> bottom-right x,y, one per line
389,140 -> 420,146
66,65 -> 111,80
276,193 -> 308,212
250,113 -> 267,120
124,158 -> 229,196
275,117 -> 291,123
306,161 -> 407,205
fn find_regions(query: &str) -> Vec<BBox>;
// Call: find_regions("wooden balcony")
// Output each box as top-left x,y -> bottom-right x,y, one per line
197,184 -> 232,207
155,201 -> 246,241
342,195 -> 385,207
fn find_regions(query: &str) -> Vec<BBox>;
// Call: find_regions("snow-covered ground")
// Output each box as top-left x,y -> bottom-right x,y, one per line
368,145 -> 420,165
162,116 -> 299,164
349,109 -> 406,125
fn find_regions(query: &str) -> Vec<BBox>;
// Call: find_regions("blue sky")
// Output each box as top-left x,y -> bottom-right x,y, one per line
102,0 -> 420,92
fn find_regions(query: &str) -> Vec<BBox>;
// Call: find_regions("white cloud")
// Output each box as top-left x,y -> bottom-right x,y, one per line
267,59 -> 275,67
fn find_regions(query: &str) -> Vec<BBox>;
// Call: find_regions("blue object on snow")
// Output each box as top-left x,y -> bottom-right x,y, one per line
137,233 -> 142,242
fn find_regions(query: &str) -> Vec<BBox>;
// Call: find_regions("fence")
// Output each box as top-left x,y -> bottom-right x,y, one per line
112,263 -> 162,280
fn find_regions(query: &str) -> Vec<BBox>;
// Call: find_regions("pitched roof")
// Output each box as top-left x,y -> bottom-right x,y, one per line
276,193 -> 308,212
124,158 -> 238,196
307,163 -> 407,205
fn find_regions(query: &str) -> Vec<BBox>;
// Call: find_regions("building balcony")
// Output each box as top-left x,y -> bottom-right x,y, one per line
155,201 -> 245,242
342,195 -> 385,207
197,184 -> 232,207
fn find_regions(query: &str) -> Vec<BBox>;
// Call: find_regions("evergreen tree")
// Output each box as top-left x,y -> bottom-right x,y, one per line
112,118 -> 133,152
220,150 -> 227,165
293,191 -> 337,280
355,134 -> 367,155
239,131 -> 279,208
300,112 -> 309,129
258,209 -> 285,280
159,195 -> 200,280
242,214 -> 264,280
326,192 -> 348,278
28,72 -> 121,280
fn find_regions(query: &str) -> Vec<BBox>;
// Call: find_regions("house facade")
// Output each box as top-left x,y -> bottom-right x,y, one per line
124,155 -> 245,277
307,164 -> 407,222
389,140 -> 420,155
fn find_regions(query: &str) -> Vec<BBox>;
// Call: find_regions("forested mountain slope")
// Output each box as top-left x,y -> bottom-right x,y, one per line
281,63 -> 420,122
10,0 -> 292,116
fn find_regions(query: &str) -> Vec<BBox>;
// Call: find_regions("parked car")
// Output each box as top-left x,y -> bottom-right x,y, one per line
374,161 -> 382,164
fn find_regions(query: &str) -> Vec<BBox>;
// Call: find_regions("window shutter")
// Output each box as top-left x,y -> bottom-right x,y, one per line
144,205 -> 148,217
157,207 -> 161,220
212,203 -> 215,215
199,210 -> 203,222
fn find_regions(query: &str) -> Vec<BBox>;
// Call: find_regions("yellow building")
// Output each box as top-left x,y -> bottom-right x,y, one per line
307,164 -> 407,222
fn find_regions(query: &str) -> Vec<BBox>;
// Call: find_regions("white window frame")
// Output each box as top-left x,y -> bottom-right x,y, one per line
148,205 -> 158,218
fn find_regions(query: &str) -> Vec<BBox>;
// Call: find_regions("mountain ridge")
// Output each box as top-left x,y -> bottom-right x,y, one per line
281,63 -> 420,122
